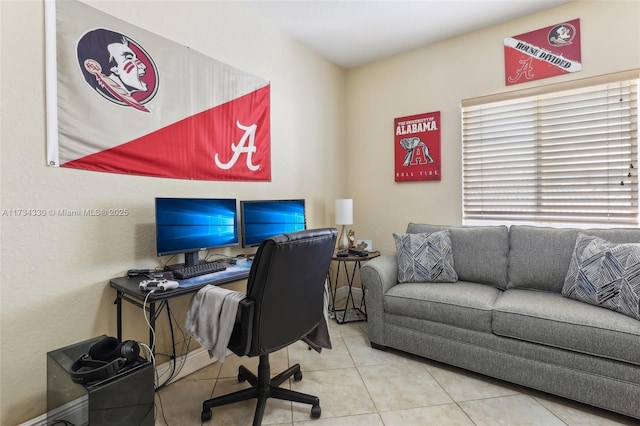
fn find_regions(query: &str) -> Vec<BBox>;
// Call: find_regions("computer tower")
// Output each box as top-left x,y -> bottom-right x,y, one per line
47,335 -> 154,426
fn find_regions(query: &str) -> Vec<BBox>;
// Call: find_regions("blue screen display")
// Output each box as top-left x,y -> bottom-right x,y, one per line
155,198 -> 238,256
241,200 -> 306,247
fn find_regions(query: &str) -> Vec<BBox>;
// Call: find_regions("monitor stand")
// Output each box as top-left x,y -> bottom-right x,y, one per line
165,251 -> 200,271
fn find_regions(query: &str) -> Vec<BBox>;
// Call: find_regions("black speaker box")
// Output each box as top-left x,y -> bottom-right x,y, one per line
47,335 -> 154,426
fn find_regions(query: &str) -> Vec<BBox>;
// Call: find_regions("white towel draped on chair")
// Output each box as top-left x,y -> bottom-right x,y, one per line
186,285 -> 245,362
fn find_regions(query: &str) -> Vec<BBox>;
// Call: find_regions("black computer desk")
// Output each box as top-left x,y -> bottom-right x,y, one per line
109,261 -> 252,352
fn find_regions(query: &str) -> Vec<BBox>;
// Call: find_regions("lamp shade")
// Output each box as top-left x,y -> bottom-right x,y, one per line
335,199 -> 353,225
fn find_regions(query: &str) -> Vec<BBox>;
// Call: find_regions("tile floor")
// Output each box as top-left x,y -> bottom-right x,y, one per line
154,319 -> 639,425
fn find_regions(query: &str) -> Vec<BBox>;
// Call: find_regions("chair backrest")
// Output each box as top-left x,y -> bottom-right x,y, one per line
245,228 -> 337,355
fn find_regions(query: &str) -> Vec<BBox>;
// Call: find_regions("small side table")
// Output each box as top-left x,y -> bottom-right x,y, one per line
329,250 -> 380,324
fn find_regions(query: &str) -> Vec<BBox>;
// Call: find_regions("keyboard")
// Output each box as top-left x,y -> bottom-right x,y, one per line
172,261 -> 227,279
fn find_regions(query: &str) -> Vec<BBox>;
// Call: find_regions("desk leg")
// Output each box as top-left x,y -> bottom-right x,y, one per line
149,301 -> 156,352
115,291 -> 123,342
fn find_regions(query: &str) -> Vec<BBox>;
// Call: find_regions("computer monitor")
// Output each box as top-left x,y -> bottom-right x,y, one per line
155,198 -> 238,266
240,199 -> 306,248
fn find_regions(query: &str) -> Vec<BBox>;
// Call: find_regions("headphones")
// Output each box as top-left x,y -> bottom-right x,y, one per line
70,336 -> 140,385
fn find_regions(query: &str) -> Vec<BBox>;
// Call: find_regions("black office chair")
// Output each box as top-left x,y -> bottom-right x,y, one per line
201,228 -> 337,425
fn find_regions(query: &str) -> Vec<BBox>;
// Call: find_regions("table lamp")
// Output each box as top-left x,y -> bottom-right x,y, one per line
335,199 -> 353,250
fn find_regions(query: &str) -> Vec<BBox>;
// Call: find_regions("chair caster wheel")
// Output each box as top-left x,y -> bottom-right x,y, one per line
294,370 -> 303,381
201,409 -> 212,422
311,404 -> 321,419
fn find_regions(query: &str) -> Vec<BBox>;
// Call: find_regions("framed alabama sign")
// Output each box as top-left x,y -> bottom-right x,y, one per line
394,111 -> 441,182
504,19 -> 581,86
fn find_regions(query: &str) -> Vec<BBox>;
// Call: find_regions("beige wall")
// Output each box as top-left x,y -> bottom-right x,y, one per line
2,0 -> 639,424
346,0 -> 640,255
0,1 -> 346,424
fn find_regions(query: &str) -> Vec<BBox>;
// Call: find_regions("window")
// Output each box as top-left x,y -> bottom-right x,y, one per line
462,72 -> 639,227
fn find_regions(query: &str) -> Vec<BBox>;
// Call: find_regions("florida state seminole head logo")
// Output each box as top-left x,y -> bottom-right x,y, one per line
77,28 -> 158,113
548,23 -> 576,47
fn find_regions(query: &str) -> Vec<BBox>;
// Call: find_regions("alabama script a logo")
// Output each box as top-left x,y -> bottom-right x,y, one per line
215,121 -> 261,171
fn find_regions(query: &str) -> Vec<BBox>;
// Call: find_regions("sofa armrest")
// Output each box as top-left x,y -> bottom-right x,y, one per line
361,254 -> 398,346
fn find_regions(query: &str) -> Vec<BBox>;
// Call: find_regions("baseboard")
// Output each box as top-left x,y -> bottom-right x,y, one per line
20,348 -> 217,426
155,346 -> 215,386
19,396 -> 87,426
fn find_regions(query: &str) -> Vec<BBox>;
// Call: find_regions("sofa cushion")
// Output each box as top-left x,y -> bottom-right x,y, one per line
562,233 -> 640,321
393,230 -> 457,283
384,281 -> 501,333
493,289 -> 640,366
406,223 -> 509,289
508,225 -> 640,292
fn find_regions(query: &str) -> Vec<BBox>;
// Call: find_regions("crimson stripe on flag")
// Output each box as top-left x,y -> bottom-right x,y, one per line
62,86 -> 271,181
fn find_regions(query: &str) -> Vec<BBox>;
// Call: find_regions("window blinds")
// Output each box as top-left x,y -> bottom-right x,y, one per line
462,76 -> 638,226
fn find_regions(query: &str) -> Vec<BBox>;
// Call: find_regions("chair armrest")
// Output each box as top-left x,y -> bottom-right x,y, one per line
228,298 -> 254,357
361,254 -> 398,346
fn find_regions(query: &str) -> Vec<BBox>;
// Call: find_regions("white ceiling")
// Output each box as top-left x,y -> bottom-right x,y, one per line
239,0 -> 572,69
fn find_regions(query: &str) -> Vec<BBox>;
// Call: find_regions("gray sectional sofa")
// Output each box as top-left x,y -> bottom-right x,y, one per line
360,223 -> 640,420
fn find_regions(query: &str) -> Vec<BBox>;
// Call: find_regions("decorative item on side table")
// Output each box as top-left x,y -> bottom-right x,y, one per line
348,229 -> 356,248
356,239 -> 373,252
335,199 -> 353,250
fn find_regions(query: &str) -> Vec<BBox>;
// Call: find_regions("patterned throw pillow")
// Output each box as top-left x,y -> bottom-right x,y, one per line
562,233 -> 640,321
393,230 -> 458,283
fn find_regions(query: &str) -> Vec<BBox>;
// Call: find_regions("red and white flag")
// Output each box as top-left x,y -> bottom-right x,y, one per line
46,0 -> 271,181
504,19 -> 581,86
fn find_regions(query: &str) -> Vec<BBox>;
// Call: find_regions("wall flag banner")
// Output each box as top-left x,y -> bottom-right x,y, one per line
394,112 -> 441,182
45,0 -> 271,181
504,19 -> 581,86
